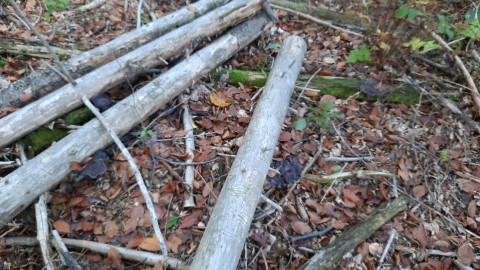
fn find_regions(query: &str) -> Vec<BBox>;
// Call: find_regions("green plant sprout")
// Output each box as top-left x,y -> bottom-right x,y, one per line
293,102 -> 343,131
347,45 -> 372,64
140,128 -> 154,138
44,0 -> 70,22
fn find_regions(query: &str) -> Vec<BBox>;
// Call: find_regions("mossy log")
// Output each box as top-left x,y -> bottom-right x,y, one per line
213,69 -> 421,105
300,195 -> 410,269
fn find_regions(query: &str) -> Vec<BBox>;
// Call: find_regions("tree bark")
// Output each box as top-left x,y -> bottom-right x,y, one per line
0,0 -> 263,148
214,69 -> 423,105
300,196 -> 410,269
0,0 -> 230,108
0,38 -> 81,59
0,13 -> 272,230
190,35 -> 307,270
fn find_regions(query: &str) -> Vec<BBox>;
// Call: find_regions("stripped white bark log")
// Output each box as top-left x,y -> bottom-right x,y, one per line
0,13 -> 271,231
190,35 -> 307,270
0,0 -> 229,108
0,0 -> 263,148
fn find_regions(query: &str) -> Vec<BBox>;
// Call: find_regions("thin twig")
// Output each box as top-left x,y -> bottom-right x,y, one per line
290,226 -> 334,242
259,194 -> 283,212
430,32 -> 480,112
137,0 -> 145,29
35,194 -> 55,270
51,230 -> 82,270
375,229 -> 396,270
82,95 -> 168,256
270,4 -> 363,37
324,156 -> 373,162
7,0 -> 76,85
181,95 -> 195,207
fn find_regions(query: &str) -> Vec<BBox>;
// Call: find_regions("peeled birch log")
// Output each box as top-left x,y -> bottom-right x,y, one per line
0,0 -> 263,148
0,0 -> 229,108
0,13 -> 271,231
190,35 -> 307,270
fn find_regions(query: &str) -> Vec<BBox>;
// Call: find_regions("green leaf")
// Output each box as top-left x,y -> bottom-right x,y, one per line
293,118 -> 307,131
265,42 -> 281,50
407,8 -> 421,21
395,6 -> 409,19
477,7 -> 480,22
466,8 -> 476,23
332,165 -> 342,173
166,216 -> 180,230
347,44 -> 371,63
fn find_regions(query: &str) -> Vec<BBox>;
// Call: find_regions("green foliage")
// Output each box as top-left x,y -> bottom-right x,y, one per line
438,15 -> 455,40
140,128 -> 154,138
440,149 -> 449,162
293,102 -> 343,131
347,45 -> 371,64
166,216 -> 180,230
458,19 -> 480,39
403,38 -> 439,52
265,42 -> 282,50
44,0 -> 70,22
395,5 -> 421,22
0,57 -> 6,67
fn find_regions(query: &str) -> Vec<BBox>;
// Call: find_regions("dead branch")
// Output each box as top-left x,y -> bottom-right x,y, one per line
0,0 -> 231,108
0,0 -> 263,148
300,196 -> 410,269
0,38 -> 81,59
190,35 -> 306,270
0,13 -> 271,231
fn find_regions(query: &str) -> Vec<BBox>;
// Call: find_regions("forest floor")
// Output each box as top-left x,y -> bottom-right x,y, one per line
0,0 -> 479,269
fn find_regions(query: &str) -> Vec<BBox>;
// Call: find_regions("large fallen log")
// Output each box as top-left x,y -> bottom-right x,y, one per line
213,69 -> 422,105
0,0 -> 263,148
190,35 -> 307,270
0,13 -> 272,230
300,196 -> 410,269
0,0 -> 229,108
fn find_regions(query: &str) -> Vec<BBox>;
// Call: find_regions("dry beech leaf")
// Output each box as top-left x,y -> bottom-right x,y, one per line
412,224 -> 428,248
457,243 -> 474,265
167,235 -> 182,253
210,91 -> 232,107
105,221 -> 119,239
412,185 -> 427,199
291,221 -> 312,235
53,220 -> 71,234
126,232 -> 144,249
139,235 -> 160,251
107,247 -> 123,269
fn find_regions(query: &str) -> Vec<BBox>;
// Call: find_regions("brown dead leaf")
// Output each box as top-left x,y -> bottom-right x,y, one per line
412,224 -> 428,248
107,247 -> 123,269
53,220 -> 71,234
181,209 -> 203,229
412,185 -> 427,199
126,232 -> 144,249
467,200 -> 477,218
76,221 -> 93,232
19,93 -> 32,102
123,218 -> 137,234
139,235 -> 161,251
210,91 -> 232,107
153,262 -> 164,270
25,0 -> 36,12
202,182 -> 214,197
291,221 -> 312,235
320,95 -> 336,104
331,219 -> 346,229
167,235 -> 182,253
105,221 -> 119,239
457,243 -> 474,265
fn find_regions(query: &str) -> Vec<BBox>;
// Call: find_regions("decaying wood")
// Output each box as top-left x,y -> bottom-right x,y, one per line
0,0 -> 263,148
0,38 -> 81,58
0,13 -> 271,231
1,237 -> 187,269
300,196 -> 410,269
190,35 -> 307,270
0,0 -> 230,108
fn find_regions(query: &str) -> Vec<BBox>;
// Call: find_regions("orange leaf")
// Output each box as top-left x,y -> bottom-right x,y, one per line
291,221 -> 312,235
126,232 -> 144,249
210,91 -> 232,107
167,235 -> 182,253
53,220 -> 71,234
107,247 -> 123,269
139,235 -> 160,251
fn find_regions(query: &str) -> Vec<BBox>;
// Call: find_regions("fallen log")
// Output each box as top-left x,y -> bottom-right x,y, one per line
0,38 -> 81,59
0,0 -> 229,108
0,0 -> 263,148
190,35 -> 307,270
0,12 -> 271,231
213,69 -> 423,104
300,195 -> 410,269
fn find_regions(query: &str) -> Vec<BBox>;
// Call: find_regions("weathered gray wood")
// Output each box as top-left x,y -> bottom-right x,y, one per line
0,0 -> 229,108
190,35 -> 307,270
0,13 -> 271,231
0,0 -> 263,148
300,196 -> 410,269
0,38 -> 81,58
